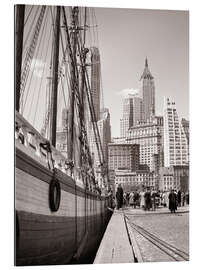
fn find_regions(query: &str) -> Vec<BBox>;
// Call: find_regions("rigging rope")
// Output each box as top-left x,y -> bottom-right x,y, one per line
25,9 -> 49,119
77,28 -> 105,164
20,5 -> 46,111
23,6 -> 40,54
60,6 -> 98,188
22,8 -> 50,115
24,5 -> 34,26
33,12 -> 50,125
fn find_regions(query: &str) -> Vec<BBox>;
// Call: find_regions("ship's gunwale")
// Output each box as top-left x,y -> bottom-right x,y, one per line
16,145 -> 109,200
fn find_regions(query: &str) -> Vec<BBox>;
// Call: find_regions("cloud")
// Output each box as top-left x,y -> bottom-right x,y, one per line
117,88 -> 142,98
30,58 -> 47,78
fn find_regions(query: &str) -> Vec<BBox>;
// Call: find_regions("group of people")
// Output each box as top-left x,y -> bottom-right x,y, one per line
115,184 -> 189,213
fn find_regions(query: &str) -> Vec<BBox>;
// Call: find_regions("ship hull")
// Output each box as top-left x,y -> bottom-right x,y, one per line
15,146 -> 112,265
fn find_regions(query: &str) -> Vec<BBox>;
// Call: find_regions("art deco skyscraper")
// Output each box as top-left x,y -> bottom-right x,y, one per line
120,96 -> 134,137
132,95 -> 143,126
163,97 -> 189,167
90,47 -> 100,122
120,94 -> 142,137
140,58 -> 155,122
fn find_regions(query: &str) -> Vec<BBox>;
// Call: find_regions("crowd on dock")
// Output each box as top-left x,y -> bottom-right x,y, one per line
115,184 -> 189,213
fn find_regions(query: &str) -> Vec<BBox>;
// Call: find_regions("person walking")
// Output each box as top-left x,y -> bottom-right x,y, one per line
144,187 -> 151,211
162,192 -> 167,207
133,190 -> 139,209
181,192 -> 185,206
186,191 -> 189,205
123,192 -> 127,207
140,189 -> 145,209
129,191 -> 134,207
126,192 -> 130,207
151,188 -> 157,211
116,184 -> 123,210
177,190 -> 181,207
169,189 -> 177,213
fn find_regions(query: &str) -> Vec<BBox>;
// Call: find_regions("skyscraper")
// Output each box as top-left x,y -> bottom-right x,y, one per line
140,58 -> 155,122
163,97 -> 189,167
90,47 -> 100,122
132,95 -> 143,126
120,96 -> 133,137
120,94 -> 142,137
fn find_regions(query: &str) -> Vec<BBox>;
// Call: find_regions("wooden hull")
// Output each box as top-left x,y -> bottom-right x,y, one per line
15,146 -> 112,265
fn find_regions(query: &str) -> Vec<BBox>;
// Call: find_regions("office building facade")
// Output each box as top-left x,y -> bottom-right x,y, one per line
159,165 -> 189,192
126,116 -> 164,171
163,97 -> 189,167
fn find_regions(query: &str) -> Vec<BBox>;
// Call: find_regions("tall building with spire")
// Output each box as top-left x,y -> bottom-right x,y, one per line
140,58 -> 155,122
90,47 -> 100,122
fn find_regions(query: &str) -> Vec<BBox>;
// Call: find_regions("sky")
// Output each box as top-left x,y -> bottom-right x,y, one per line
94,7 -> 189,137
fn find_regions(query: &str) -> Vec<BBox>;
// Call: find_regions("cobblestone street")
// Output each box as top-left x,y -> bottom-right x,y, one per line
124,206 -> 189,262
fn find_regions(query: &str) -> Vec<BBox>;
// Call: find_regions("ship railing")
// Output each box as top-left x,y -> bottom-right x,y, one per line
15,111 -> 84,187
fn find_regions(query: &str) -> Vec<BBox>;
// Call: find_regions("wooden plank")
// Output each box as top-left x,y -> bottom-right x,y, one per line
94,211 -> 134,264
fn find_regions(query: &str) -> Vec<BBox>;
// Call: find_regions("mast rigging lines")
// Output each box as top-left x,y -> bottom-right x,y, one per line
17,5 -> 109,189
20,6 -> 46,111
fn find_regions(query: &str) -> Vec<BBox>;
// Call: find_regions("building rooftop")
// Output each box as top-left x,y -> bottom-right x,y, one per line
108,142 -> 139,147
140,58 -> 154,80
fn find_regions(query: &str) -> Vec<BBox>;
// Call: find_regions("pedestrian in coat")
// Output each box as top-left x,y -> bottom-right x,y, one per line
133,190 -> 139,208
162,192 -> 167,207
129,192 -> 134,207
169,189 -> 177,213
140,190 -> 145,209
144,188 -> 151,211
116,184 -> 123,210
177,190 -> 181,207
126,192 -> 130,207
151,188 -> 157,211
123,192 -> 126,206
181,192 -> 185,206
186,192 -> 189,205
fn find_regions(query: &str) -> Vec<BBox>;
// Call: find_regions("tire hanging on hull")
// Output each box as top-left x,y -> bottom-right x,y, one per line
49,171 -> 61,212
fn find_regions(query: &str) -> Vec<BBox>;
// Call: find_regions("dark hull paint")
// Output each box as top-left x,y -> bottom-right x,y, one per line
15,147 -> 112,265
16,210 -> 111,265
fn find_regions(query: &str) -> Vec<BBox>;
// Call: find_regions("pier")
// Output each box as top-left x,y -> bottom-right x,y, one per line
94,206 -> 189,263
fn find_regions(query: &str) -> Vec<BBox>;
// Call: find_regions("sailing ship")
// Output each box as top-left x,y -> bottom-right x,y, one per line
15,5 -> 112,266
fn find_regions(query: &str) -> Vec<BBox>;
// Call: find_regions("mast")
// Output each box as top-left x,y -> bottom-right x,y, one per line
67,7 -> 79,162
78,7 -> 87,167
15,5 -> 25,112
49,6 -> 60,147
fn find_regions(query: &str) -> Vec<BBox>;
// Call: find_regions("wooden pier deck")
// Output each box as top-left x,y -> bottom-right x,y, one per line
94,209 -> 136,264
94,206 -> 189,264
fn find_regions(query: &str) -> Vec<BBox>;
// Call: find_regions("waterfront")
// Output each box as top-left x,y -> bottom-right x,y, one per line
14,3 -> 189,266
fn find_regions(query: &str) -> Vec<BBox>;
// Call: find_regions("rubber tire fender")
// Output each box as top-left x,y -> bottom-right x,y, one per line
49,178 -> 61,212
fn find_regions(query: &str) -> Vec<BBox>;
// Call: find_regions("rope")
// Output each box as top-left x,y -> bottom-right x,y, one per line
23,8 -> 48,116
20,6 -> 46,112
23,6 -> 40,53
33,12 -> 51,125
24,5 -> 34,26
25,9 -> 49,119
